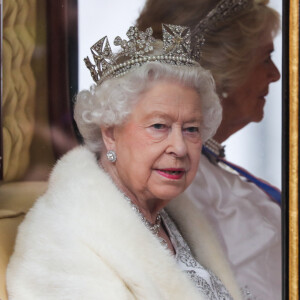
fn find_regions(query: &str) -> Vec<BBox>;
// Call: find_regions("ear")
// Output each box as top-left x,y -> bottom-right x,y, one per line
101,126 -> 116,151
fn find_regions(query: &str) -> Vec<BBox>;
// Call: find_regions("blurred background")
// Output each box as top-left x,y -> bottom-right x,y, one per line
78,0 -> 282,189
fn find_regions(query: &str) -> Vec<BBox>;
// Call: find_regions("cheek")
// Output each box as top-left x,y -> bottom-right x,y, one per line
187,144 -> 202,179
117,130 -> 159,172
116,125 -> 147,153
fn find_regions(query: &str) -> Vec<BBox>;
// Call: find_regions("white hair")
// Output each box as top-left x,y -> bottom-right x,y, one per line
74,61 -> 221,154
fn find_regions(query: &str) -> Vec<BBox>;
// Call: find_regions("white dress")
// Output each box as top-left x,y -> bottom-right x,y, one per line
161,210 -> 234,300
185,153 -> 281,300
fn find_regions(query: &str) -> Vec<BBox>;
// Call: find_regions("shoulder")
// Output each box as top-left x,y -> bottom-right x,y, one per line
6,146 -> 135,299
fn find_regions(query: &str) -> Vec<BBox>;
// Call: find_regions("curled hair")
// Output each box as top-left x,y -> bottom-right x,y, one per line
136,0 -> 280,94
74,62 -> 221,154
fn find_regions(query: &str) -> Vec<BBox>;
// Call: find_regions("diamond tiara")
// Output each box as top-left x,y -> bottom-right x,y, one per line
84,24 -> 199,85
192,0 -> 252,59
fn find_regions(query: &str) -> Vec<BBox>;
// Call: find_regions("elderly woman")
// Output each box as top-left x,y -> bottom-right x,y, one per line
6,25 -> 243,299
137,0 -> 281,299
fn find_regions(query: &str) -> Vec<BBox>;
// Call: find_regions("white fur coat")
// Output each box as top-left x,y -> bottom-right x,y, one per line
7,146 -> 242,300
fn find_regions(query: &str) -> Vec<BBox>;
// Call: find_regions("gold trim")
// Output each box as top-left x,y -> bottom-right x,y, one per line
289,0 -> 299,299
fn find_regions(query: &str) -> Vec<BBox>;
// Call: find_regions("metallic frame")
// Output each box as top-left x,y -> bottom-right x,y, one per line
288,0 -> 299,299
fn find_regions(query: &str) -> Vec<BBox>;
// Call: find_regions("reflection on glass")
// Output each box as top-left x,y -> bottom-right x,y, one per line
226,0 -> 282,189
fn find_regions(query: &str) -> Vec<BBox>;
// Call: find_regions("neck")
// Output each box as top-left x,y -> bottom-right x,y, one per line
99,155 -> 163,224
213,119 -> 249,143
130,196 -> 164,225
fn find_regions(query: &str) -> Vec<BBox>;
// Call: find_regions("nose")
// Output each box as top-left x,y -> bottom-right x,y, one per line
269,60 -> 281,83
166,128 -> 187,157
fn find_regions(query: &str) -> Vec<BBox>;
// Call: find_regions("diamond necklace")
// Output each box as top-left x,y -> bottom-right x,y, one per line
123,195 -> 168,248
124,195 -> 161,234
204,138 -> 225,158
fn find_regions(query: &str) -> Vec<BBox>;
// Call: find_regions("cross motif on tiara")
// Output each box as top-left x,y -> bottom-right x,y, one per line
89,37 -> 115,79
162,24 -> 192,57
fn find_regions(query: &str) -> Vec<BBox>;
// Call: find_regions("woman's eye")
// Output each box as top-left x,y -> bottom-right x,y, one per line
184,127 -> 199,133
152,124 -> 166,130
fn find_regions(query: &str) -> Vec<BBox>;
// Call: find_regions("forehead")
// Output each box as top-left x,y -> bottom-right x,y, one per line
133,81 -> 202,119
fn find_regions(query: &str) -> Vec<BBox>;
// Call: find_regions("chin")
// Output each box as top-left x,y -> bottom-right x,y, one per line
153,187 -> 186,202
253,113 -> 264,123
252,108 -> 265,122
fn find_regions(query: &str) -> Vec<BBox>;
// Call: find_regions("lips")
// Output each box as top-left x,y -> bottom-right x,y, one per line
260,89 -> 268,98
155,168 -> 185,180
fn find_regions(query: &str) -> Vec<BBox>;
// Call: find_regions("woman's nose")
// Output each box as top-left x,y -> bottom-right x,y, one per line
269,60 -> 281,82
166,129 -> 187,157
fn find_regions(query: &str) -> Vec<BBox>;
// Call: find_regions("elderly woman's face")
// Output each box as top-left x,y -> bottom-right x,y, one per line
111,80 -> 203,202
224,41 -> 280,126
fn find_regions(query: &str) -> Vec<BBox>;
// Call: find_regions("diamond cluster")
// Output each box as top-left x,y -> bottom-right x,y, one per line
114,26 -> 155,58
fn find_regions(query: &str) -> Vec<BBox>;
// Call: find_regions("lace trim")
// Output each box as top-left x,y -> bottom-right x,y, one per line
161,210 -> 233,299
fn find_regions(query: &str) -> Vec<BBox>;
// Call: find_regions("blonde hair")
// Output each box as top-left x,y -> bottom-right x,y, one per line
136,0 -> 280,94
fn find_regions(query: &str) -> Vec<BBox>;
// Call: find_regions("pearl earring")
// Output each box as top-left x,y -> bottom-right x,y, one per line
221,91 -> 228,99
106,150 -> 117,163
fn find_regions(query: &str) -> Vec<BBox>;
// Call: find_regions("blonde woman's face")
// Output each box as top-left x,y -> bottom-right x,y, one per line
112,80 -> 203,203
223,42 -> 280,127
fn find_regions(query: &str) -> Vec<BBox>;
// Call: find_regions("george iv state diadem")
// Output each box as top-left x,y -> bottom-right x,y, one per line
84,24 -> 199,85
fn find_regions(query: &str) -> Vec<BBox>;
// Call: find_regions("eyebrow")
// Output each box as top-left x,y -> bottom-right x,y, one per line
144,111 -> 202,122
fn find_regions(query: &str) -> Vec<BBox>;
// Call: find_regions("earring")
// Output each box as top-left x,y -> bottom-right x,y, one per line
221,91 -> 228,99
106,150 -> 117,162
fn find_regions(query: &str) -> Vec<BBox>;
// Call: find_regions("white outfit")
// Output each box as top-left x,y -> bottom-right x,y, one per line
185,153 -> 281,300
161,211 -> 234,299
7,146 -> 242,300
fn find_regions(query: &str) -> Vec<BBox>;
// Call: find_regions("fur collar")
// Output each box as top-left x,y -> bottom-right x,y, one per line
7,146 -> 242,300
